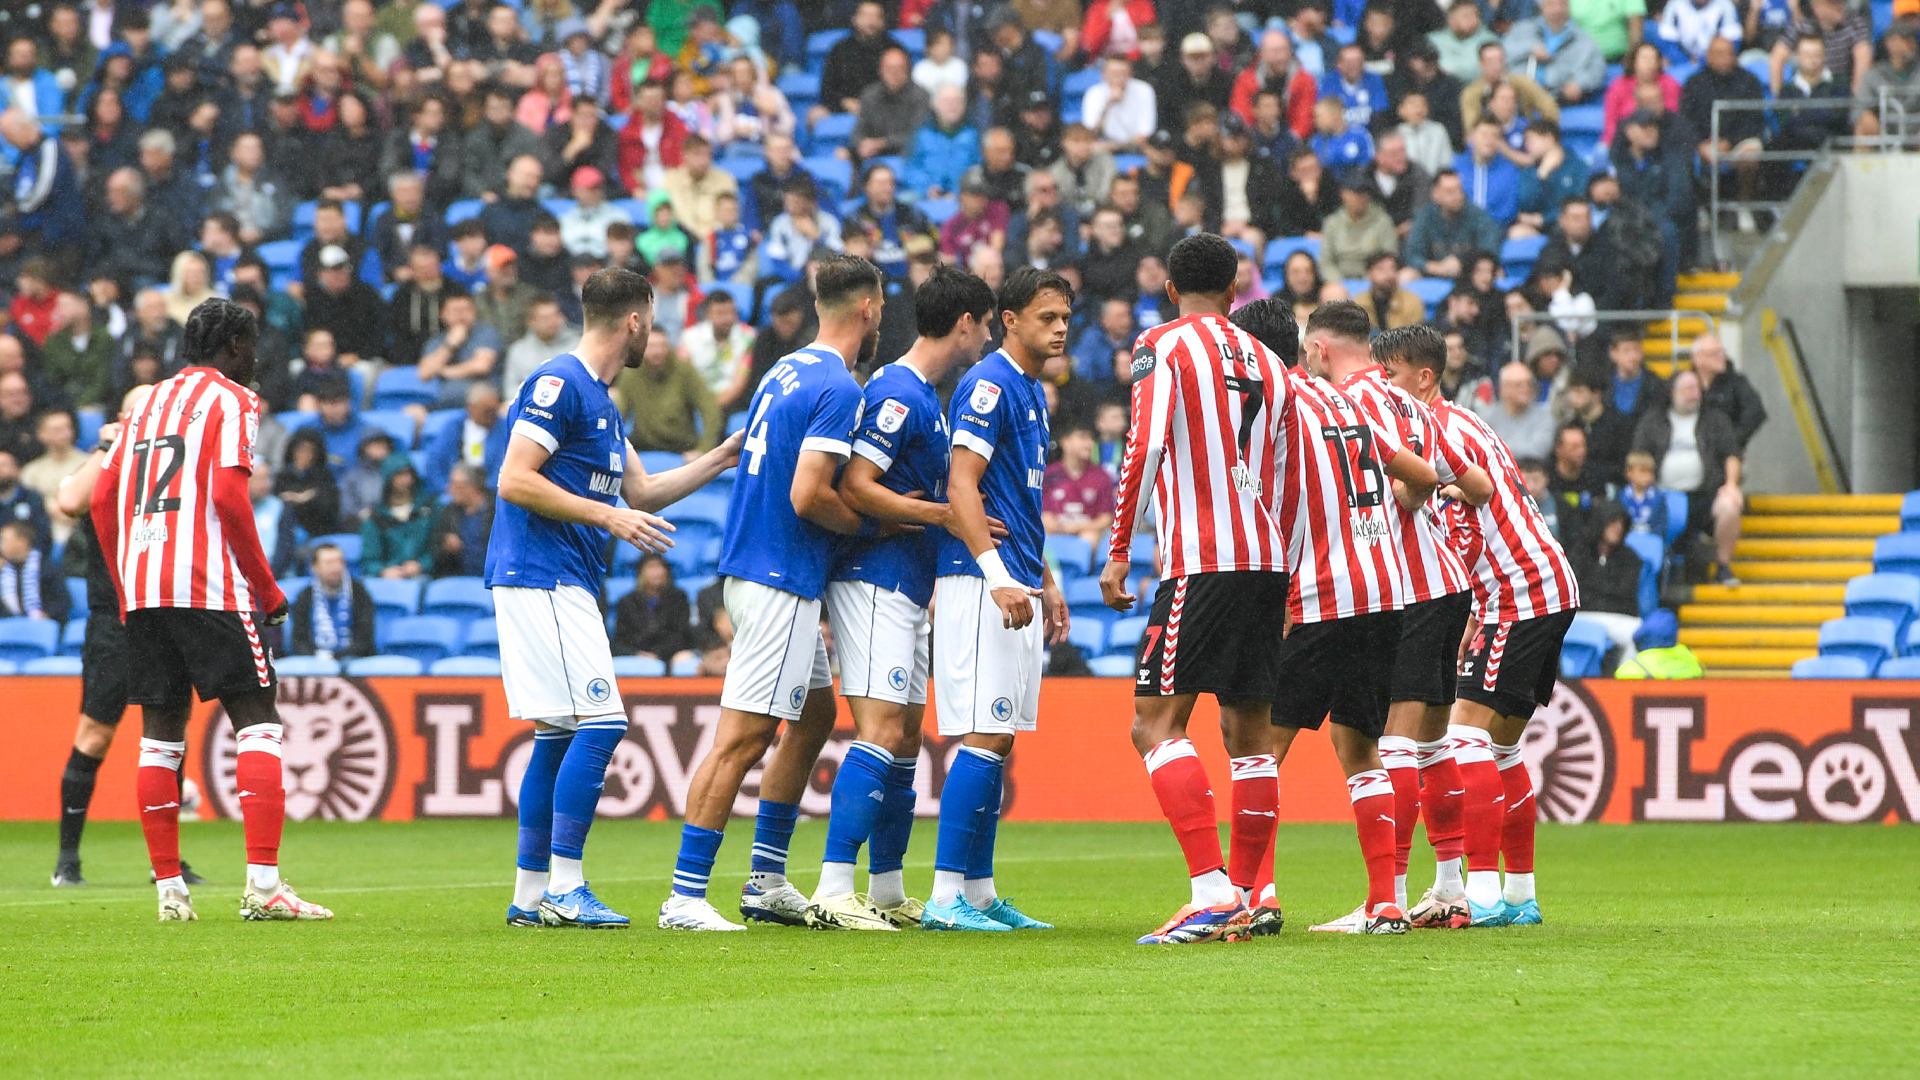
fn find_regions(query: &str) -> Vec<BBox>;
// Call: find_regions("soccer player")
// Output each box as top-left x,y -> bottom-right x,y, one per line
90,299 -> 330,923
1226,298 -> 1438,936
661,254 -> 887,932
1380,323 -> 1580,928
1097,234 -> 1295,946
1320,321 -> 1495,918
806,266 -> 999,931
921,266 -> 1072,932
495,267 -> 741,930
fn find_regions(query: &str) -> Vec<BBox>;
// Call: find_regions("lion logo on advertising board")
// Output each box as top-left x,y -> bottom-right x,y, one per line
1521,681 -> 1617,823
205,676 -> 396,821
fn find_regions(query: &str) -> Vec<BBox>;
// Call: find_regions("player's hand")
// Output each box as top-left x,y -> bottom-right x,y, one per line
1041,581 -> 1069,646
608,507 -> 676,552
991,586 -> 1037,630
1458,616 -> 1479,670
265,599 -> 290,626
98,421 -> 122,445
712,429 -> 744,469
877,519 -> 923,537
985,514 -> 1009,540
1098,559 -> 1136,612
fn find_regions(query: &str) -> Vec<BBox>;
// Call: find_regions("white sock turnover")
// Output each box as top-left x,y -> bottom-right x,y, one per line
1435,857 -> 1464,896
246,863 -> 279,892
1504,871 -> 1536,905
963,876 -> 996,908
931,869 -> 964,906
1190,868 -> 1236,908
1465,869 -> 1502,908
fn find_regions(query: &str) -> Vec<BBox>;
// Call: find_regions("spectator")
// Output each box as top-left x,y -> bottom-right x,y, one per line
559,168 -> 631,259
1073,298 -> 1136,383
817,0 -> 893,121
1083,54 -> 1159,150
0,448 -> 51,549
1617,448 -> 1671,536
679,291 -> 756,411
1078,205 -> 1142,303
1159,32 -> 1235,132
21,411 -> 85,545
8,260 -> 60,348
912,28 -> 968,96
849,165 -> 938,281
368,173 -> 448,283
1503,0 -> 1607,103
1309,94 -> 1376,169
474,244 -> 542,346
1564,368 -> 1636,481
1602,42 -> 1681,143
616,326 -> 722,458
293,200 -> 368,302
41,293 -> 112,412
161,251 -> 218,325
1510,120 -> 1590,237
1769,0 -> 1872,98
1689,333 -> 1768,452
250,461 -> 299,578
1570,500 -> 1644,662
1772,33 -> 1854,159
761,180 -> 842,283
1605,324 -> 1674,431
1462,42 -> 1563,136
541,97 -> 626,196
608,25 -> 675,113
135,127 -> 203,240
1320,43 -> 1391,131
1476,360 -> 1557,460
502,297 -> 581,401
0,521 -> 67,621
1352,252 -> 1425,329
289,542 -> 377,659
1276,248 -> 1347,328
517,52 -> 575,134
1518,455 -> 1560,536
746,285 -> 813,391
1570,0 -> 1648,63
637,190 -> 695,267
1430,0 -> 1499,81
1611,108 -> 1690,280
462,85 -> 543,201
430,462 -> 495,579
1041,425 -> 1116,546
479,154 -> 547,256
339,430 -> 398,526
1274,143 -> 1342,237
1855,17 -> 1920,141
849,45 -> 932,166
0,109 -> 85,279
387,245 -> 469,369
276,427 -> 339,540
1659,0 -> 1742,64
959,127 -> 1033,213
1393,92 -> 1453,179
326,0 -> 403,91
1453,116 -> 1522,226
697,190 -> 756,287
1320,173 -> 1399,279
1008,170 -> 1087,263
1548,422 -> 1613,547
85,167 -> 190,289
906,84 -> 981,199
1633,368 -> 1744,584
306,245 -> 389,366
662,134 -> 737,242
310,375 -> 370,478
1370,131 -> 1433,240
611,553 -> 697,663
649,253 -> 702,346
1249,87 -> 1304,163
1405,168 -> 1502,278
111,288 -> 183,397
520,217 -> 575,304
1081,0 -> 1158,61
1229,31 -> 1317,138
417,292 -> 502,409
360,458 -> 435,579
208,129 -> 286,246
745,132 -> 805,233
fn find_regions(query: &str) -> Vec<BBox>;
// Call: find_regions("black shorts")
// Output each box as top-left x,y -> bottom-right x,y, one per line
78,610 -> 130,725
1455,609 -> 1577,720
1270,609 -> 1405,739
1390,591 -> 1475,706
126,608 -> 277,709
1136,571 -> 1290,702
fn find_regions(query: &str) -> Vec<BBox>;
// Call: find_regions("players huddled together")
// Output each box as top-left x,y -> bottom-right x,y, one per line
69,230 -> 1575,940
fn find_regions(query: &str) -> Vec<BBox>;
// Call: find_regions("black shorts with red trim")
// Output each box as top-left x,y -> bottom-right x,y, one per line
1135,570 -> 1290,702
1270,609 -> 1405,739
1455,609 -> 1577,719
1390,590 -> 1475,706
125,607 -> 277,709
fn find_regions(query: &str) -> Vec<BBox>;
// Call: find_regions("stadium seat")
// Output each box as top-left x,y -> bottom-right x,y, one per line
1560,104 -> 1604,135
1045,535 -> 1094,578
65,577 -> 86,614
1112,154 -> 1146,174
292,199 -> 361,238
1845,573 -> 1920,635
1500,235 -> 1548,279
360,409 -> 418,450
1066,619 -> 1106,657
1108,615 -> 1148,657
1662,490 -> 1688,548
664,524 -> 722,576
1874,532 -> 1920,578
60,617 -> 86,658
463,618 -> 499,659
1792,655 -> 1870,679
419,408 -> 465,452
22,656 -> 82,675
670,655 -> 702,676
540,197 -> 576,219
918,197 -> 958,225
422,577 -> 494,623
776,70 -> 820,101
707,280 -> 755,322
1087,655 -> 1134,677
1128,534 -> 1156,575
664,491 -> 729,526
1902,490 -> 1920,532
802,155 -> 853,202
1062,67 -> 1102,98
604,576 -> 637,608
805,29 -> 849,68
276,655 -> 343,676
0,658 -> 19,675
78,411 -> 103,450
807,112 -> 857,155
1264,236 -> 1320,269
305,533 -> 362,569
1623,531 -> 1664,616
258,238 -> 301,272
613,655 -> 667,677
637,450 -> 685,477
373,366 -> 441,410
444,199 -> 485,226
278,576 -> 311,604
1559,617 -> 1610,677
0,617 -> 60,662
1064,577 -> 1112,626
1877,655 -> 1920,678
1817,616 -> 1897,672
719,157 -> 765,186
380,615 -> 463,664
431,656 -> 502,676
346,655 -> 424,676
1407,277 -> 1454,313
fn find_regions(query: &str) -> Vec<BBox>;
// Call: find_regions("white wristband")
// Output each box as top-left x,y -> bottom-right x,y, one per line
974,548 -> 1022,592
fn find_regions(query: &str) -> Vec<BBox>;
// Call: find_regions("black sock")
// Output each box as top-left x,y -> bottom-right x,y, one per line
58,748 -> 104,860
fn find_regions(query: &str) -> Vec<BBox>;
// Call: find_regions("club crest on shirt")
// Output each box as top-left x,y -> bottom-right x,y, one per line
970,380 -> 1002,415
533,375 -> 565,407
877,398 -> 910,434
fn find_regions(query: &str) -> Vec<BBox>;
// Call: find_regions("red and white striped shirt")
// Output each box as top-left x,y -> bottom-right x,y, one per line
1109,313 -> 1292,579
1430,399 -> 1580,623
1339,367 -> 1474,604
106,367 -> 270,613
1280,371 -> 1412,623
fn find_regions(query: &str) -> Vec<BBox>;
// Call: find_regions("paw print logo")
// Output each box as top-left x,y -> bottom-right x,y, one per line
887,666 -> 909,692
1806,742 -> 1888,823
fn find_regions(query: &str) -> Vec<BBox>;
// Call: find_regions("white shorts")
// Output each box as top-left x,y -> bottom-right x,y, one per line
932,574 -> 1043,737
825,579 -> 930,705
720,577 -> 833,721
495,584 -> 621,727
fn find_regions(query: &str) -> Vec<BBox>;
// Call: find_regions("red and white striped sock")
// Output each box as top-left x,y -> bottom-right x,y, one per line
1378,736 -> 1419,911
137,739 -> 186,885
1418,736 -> 1466,894
1494,741 -> 1536,903
1144,739 -> 1231,905
1453,725 -> 1505,908
1346,769 -> 1398,914
235,723 -> 286,891
1227,754 -> 1278,897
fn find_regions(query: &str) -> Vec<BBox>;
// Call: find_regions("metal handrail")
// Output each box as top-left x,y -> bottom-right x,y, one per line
1508,309 -> 1716,368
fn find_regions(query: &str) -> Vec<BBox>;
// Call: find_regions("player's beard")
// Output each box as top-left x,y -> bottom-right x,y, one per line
856,324 -> 880,371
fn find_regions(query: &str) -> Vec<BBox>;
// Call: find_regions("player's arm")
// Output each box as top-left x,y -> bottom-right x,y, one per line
949,445 -> 1037,630
621,431 -> 743,512
87,447 -> 127,618
790,449 -> 865,535
499,432 -> 676,550
1039,559 -> 1069,647
1447,464 -> 1494,506
1385,447 -> 1438,511
840,454 -> 950,529
210,463 -> 288,619
1100,338 -> 1172,612
56,421 -> 122,517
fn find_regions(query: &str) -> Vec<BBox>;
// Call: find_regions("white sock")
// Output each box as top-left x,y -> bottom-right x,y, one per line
1190,868 -> 1236,907
931,869 -> 965,906
1504,872 -> 1536,905
1257,882 -> 1276,904
963,876 -> 996,908
246,863 -> 279,891
155,874 -> 185,895
1435,857 -> 1464,895
868,869 -> 906,908
1394,873 -> 1408,913
747,870 -> 787,891
549,855 -> 585,895
513,868 -> 548,911
1466,869 -> 1502,908
816,862 -> 856,900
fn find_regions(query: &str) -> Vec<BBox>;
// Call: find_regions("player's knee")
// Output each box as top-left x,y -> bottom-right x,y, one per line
73,719 -> 114,758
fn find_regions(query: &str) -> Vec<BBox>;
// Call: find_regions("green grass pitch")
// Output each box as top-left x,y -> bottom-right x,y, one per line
1,819 -> 1916,1078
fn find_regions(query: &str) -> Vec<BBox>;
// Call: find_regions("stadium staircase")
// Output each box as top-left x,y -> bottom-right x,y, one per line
1678,494 -> 1901,678
1643,271 -> 1739,377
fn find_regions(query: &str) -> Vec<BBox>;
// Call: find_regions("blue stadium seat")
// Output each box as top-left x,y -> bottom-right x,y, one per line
707,280 -> 755,322
637,450 -> 685,477
346,655 -> 425,676
373,366 -> 441,410
419,407 -> 465,451
1087,655 -> 1134,677
604,577 -> 637,608
890,28 -> 925,56
22,656 -> 82,675
1407,277 -> 1454,312
1107,616 -> 1148,657
1264,236 -> 1320,269
292,200 -> 362,238
305,533 -> 362,569
918,197 -> 958,225
1558,616 -> 1610,677
1662,489 -> 1688,548
363,200 -> 392,235
1818,616 -> 1897,672
807,112 -> 857,155
0,658 -> 20,674
379,616 -> 463,664
1902,490 -> 1920,532
422,577 -> 494,623
1500,235 -> 1548,279
1062,67 -> 1103,98
65,577 -> 86,614
1793,655 -> 1870,679
60,617 -> 86,658
1877,655 -> 1920,678
0,617 -> 60,662
278,577 -> 311,603
776,70 -> 820,100
1560,104 -> 1604,135
540,197 -> 576,219
1063,576 -> 1109,617
444,199 -> 485,226
1045,535 -> 1094,578
670,654 -> 702,676
276,655 -> 343,676
802,155 -> 853,201
1112,153 -> 1146,174
258,238 -> 302,271
1136,575 -> 1158,610
1623,531 -> 1664,617
460,617 -> 499,659
431,656 -> 502,676
1128,534 -> 1156,574
613,655 -> 667,677
78,411 -> 104,450
1845,573 -> 1920,636
1031,28 -> 1063,53
718,156 -> 765,186
277,409 -> 319,433
1067,619 -> 1106,657
360,408 -> 418,450
1874,532 -> 1920,578
806,29 -> 849,69
664,524 -> 722,576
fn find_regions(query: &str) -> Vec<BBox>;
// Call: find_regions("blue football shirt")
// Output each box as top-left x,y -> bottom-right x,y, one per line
485,353 -> 630,595
936,349 -> 1049,589
717,344 -> 865,601
830,360 -> 949,608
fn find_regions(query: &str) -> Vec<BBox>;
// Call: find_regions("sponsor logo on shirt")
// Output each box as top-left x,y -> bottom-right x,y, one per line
589,473 -> 621,496
970,381 -> 1001,415
533,375 -> 565,407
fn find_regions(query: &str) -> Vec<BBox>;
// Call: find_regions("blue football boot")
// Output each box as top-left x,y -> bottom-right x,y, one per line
539,883 -> 631,928
1506,898 -> 1542,925
1467,895 -> 1514,927
506,904 -> 544,927
921,896 -> 1012,931
977,896 -> 1053,929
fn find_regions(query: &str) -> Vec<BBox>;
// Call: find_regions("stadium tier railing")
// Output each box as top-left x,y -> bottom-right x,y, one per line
1508,309 -> 1716,368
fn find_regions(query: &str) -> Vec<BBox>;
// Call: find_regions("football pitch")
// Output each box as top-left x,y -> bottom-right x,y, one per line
1,820 -> 1914,1079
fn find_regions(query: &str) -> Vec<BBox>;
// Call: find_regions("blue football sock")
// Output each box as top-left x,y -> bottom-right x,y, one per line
934,747 -> 1002,875
966,752 -> 1005,883
868,757 -> 918,876
823,741 -> 893,866
515,729 -> 573,872
672,824 -> 726,899
550,722 -> 625,862
750,799 -> 801,877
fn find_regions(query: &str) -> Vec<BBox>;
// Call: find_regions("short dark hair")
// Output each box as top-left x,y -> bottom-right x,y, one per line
581,267 -> 654,327
1478,39 -> 1504,56
1365,250 -> 1398,271
1433,166 -> 1461,184
1528,118 -> 1561,141
1228,297 -> 1301,367
1167,233 -> 1239,296
450,218 -> 487,240
814,253 -> 885,309
997,266 -> 1074,316
531,212 -> 561,233
310,542 -> 342,566
914,265 -> 996,338
1516,456 -> 1550,475
1304,299 -> 1372,344
770,287 -> 807,318
181,297 -> 259,371
1374,323 -> 1446,373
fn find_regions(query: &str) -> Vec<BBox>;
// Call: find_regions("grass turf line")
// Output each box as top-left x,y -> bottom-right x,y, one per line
0,820 -> 1915,1079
